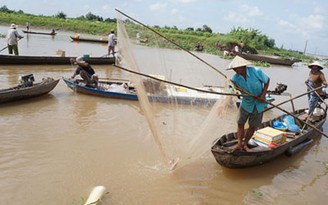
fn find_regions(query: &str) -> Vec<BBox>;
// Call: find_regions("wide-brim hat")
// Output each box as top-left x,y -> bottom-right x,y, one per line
76,57 -> 85,63
308,61 -> 323,70
226,56 -> 252,70
10,24 -> 16,29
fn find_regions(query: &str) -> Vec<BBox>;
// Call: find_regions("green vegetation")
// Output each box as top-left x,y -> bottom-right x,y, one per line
0,6 -> 116,35
0,5 -> 316,65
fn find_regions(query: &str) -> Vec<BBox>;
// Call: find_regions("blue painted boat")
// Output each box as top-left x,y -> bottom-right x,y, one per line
63,78 -> 225,105
63,78 -> 138,100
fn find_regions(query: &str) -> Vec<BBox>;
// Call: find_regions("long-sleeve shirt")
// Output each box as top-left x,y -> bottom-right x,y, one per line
7,29 -> 23,45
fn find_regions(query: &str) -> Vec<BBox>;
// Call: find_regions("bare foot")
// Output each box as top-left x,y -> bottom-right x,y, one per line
243,145 -> 251,152
229,144 -> 243,152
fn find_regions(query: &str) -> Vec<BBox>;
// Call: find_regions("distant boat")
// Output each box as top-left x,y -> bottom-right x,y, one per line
0,54 -> 115,65
0,74 -> 59,103
22,30 -> 56,36
237,53 -> 301,66
70,36 -> 108,43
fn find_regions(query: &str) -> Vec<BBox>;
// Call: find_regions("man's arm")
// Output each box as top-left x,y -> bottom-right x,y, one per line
258,78 -> 270,102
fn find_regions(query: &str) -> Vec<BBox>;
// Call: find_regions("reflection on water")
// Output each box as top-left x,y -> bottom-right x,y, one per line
0,43 -> 327,204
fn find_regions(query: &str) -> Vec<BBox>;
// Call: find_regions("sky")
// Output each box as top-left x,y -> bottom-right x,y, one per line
1,0 -> 327,56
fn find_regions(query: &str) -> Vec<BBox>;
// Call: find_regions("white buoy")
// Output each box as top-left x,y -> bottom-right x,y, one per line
84,186 -> 106,205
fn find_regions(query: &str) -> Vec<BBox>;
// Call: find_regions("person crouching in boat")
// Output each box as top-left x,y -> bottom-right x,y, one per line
70,57 -> 99,88
226,56 -> 270,152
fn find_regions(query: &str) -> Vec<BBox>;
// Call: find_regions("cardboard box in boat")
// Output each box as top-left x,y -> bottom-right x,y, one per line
56,49 -> 65,57
253,127 -> 286,147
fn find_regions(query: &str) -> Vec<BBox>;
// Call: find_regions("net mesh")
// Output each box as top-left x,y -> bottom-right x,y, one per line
115,10 -> 237,170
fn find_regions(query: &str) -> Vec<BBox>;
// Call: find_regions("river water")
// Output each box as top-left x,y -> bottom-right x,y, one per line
1,25 -> 328,205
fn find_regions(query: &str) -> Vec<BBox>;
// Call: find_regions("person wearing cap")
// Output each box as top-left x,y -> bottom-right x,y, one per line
108,29 -> 116,56
70,57 -> 99,88
305,61 -> 327,117
6,24 -> 23,55
226,56 -> 270,152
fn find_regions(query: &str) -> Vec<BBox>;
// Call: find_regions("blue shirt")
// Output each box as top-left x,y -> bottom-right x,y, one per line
231,66 -> 269,113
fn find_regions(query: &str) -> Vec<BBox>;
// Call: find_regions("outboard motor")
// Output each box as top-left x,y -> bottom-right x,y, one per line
19,74 -> 35,87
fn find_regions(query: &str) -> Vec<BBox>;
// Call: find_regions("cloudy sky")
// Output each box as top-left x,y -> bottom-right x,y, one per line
1,0 -> 327,56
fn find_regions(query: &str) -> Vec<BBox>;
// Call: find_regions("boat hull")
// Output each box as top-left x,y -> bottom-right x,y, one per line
22,30 -> 56,35
0,55 -> 115,65
211,109 -> 326,168
237,53 -> 300,66
70,36 -> 108,43
0,78 -> 60,103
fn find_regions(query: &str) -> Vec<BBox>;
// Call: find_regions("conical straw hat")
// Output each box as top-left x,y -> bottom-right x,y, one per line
308,61 -> 324,70
226,56 -> 252,70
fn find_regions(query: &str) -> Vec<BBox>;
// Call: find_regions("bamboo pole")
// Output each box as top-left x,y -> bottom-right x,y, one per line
265,85 -> 325,112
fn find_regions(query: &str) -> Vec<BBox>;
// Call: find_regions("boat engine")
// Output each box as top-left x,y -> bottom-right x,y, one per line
19,74 -> 35,87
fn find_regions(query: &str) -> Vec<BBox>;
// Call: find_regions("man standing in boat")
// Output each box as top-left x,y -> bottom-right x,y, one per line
108,29 -> 116,57
70,57 -> 99,88
305,61 -> 327,118
6,24 -> 23,55
227,56 -> 270,152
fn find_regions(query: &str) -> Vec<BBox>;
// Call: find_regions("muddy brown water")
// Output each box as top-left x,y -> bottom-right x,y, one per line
1,26 -> 328,205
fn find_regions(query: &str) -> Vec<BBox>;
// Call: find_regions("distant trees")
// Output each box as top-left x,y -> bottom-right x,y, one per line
228,27 -> 275,50
55,11 -> 66,19
195,25 -> 212,33
0,5 -> 13,13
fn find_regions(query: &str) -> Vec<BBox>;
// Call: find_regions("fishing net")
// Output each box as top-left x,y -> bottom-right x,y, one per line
115,10 -> 238,170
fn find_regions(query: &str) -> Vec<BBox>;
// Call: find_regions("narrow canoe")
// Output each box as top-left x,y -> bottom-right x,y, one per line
63,78 -> 225,106
0,77 -> 60,103
0,55 -> 115,65
237,53 -> 301,66
70,36 -> 108,43
211,107 -> 327,168
22,30 -> 56,36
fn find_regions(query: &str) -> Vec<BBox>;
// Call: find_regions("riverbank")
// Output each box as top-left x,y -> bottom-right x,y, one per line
0,10 -> 317,66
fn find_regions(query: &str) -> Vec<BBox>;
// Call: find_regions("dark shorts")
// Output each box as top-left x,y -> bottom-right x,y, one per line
237,106 -> 263,128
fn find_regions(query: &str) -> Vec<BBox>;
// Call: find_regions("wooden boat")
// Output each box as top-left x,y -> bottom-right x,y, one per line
70,36 -> 108,43
0,74 -> 60,103
237,53 -> 301,66
0,54 -> 115,65
22,30 -> 56,36
211,107 -> 327,168
63,78 -> 225,105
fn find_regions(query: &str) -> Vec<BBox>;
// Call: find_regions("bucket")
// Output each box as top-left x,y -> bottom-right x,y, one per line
83,54 -> 90,58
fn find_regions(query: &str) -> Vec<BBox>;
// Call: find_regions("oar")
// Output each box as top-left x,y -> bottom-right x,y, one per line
115,9 -> 328,138
0,46 -> 7,53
